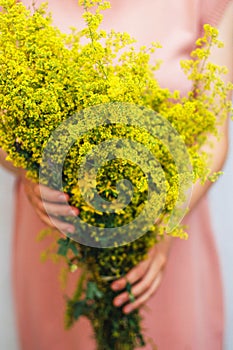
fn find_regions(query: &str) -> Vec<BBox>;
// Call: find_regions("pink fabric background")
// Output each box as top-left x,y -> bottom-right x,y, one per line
13,0 -> 231,349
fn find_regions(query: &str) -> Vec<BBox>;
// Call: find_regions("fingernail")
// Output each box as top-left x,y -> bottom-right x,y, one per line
69,209 -> 78,216
124,306 -> 131,314
66,226 -> 75,233
114,298 -> 123,307
58,194 -> 68,201
111,283 -> 120,291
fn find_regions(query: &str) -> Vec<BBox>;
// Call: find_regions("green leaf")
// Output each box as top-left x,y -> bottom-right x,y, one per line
126,281 -> 135,302
69,241 -> 79,255
73,300 -> 86,320
57,237 -> 79,257
57,237 -> 69,256
86,281 -> 103,300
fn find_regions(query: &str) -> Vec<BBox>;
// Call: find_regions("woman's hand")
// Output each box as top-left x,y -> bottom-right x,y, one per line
0,149 -> 78,232
20,173 -> 79,233
111,235 -> 173,314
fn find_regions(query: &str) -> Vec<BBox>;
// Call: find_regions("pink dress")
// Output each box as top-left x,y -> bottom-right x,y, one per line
12,1 -> 231,349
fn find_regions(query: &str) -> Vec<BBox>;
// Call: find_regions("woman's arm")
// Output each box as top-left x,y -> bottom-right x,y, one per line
189,0 -> 233,212
111,1 -> 233,314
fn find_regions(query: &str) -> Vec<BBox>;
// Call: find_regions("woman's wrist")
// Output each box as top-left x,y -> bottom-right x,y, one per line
0,149 -> 24,177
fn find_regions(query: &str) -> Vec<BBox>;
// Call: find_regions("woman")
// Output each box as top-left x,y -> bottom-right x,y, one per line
0,0 -> 233,349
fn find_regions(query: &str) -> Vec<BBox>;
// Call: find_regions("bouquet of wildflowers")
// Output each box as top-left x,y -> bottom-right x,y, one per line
0,0 -> 232,349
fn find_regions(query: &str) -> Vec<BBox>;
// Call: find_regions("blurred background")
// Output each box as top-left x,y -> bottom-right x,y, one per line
0,123 -> 233,349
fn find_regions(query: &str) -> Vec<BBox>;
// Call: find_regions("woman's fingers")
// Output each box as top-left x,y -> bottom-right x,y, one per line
35,209 -> 75,233
29,185 -> 79,216
42,201 -> 79,217
113,252 -> 165,307
35,184 -> 69,202
123,272 -> 163,314
30,184 -> 79,218
36,194 -> 78,232
22,179 -> 79,231
23,180 -> 68,205
111,237 -> 172,312
111,258 -> 150,292
129,253 -> 165,297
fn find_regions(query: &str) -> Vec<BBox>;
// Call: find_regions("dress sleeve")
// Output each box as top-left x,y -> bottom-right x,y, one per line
200,0 -> 232,29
